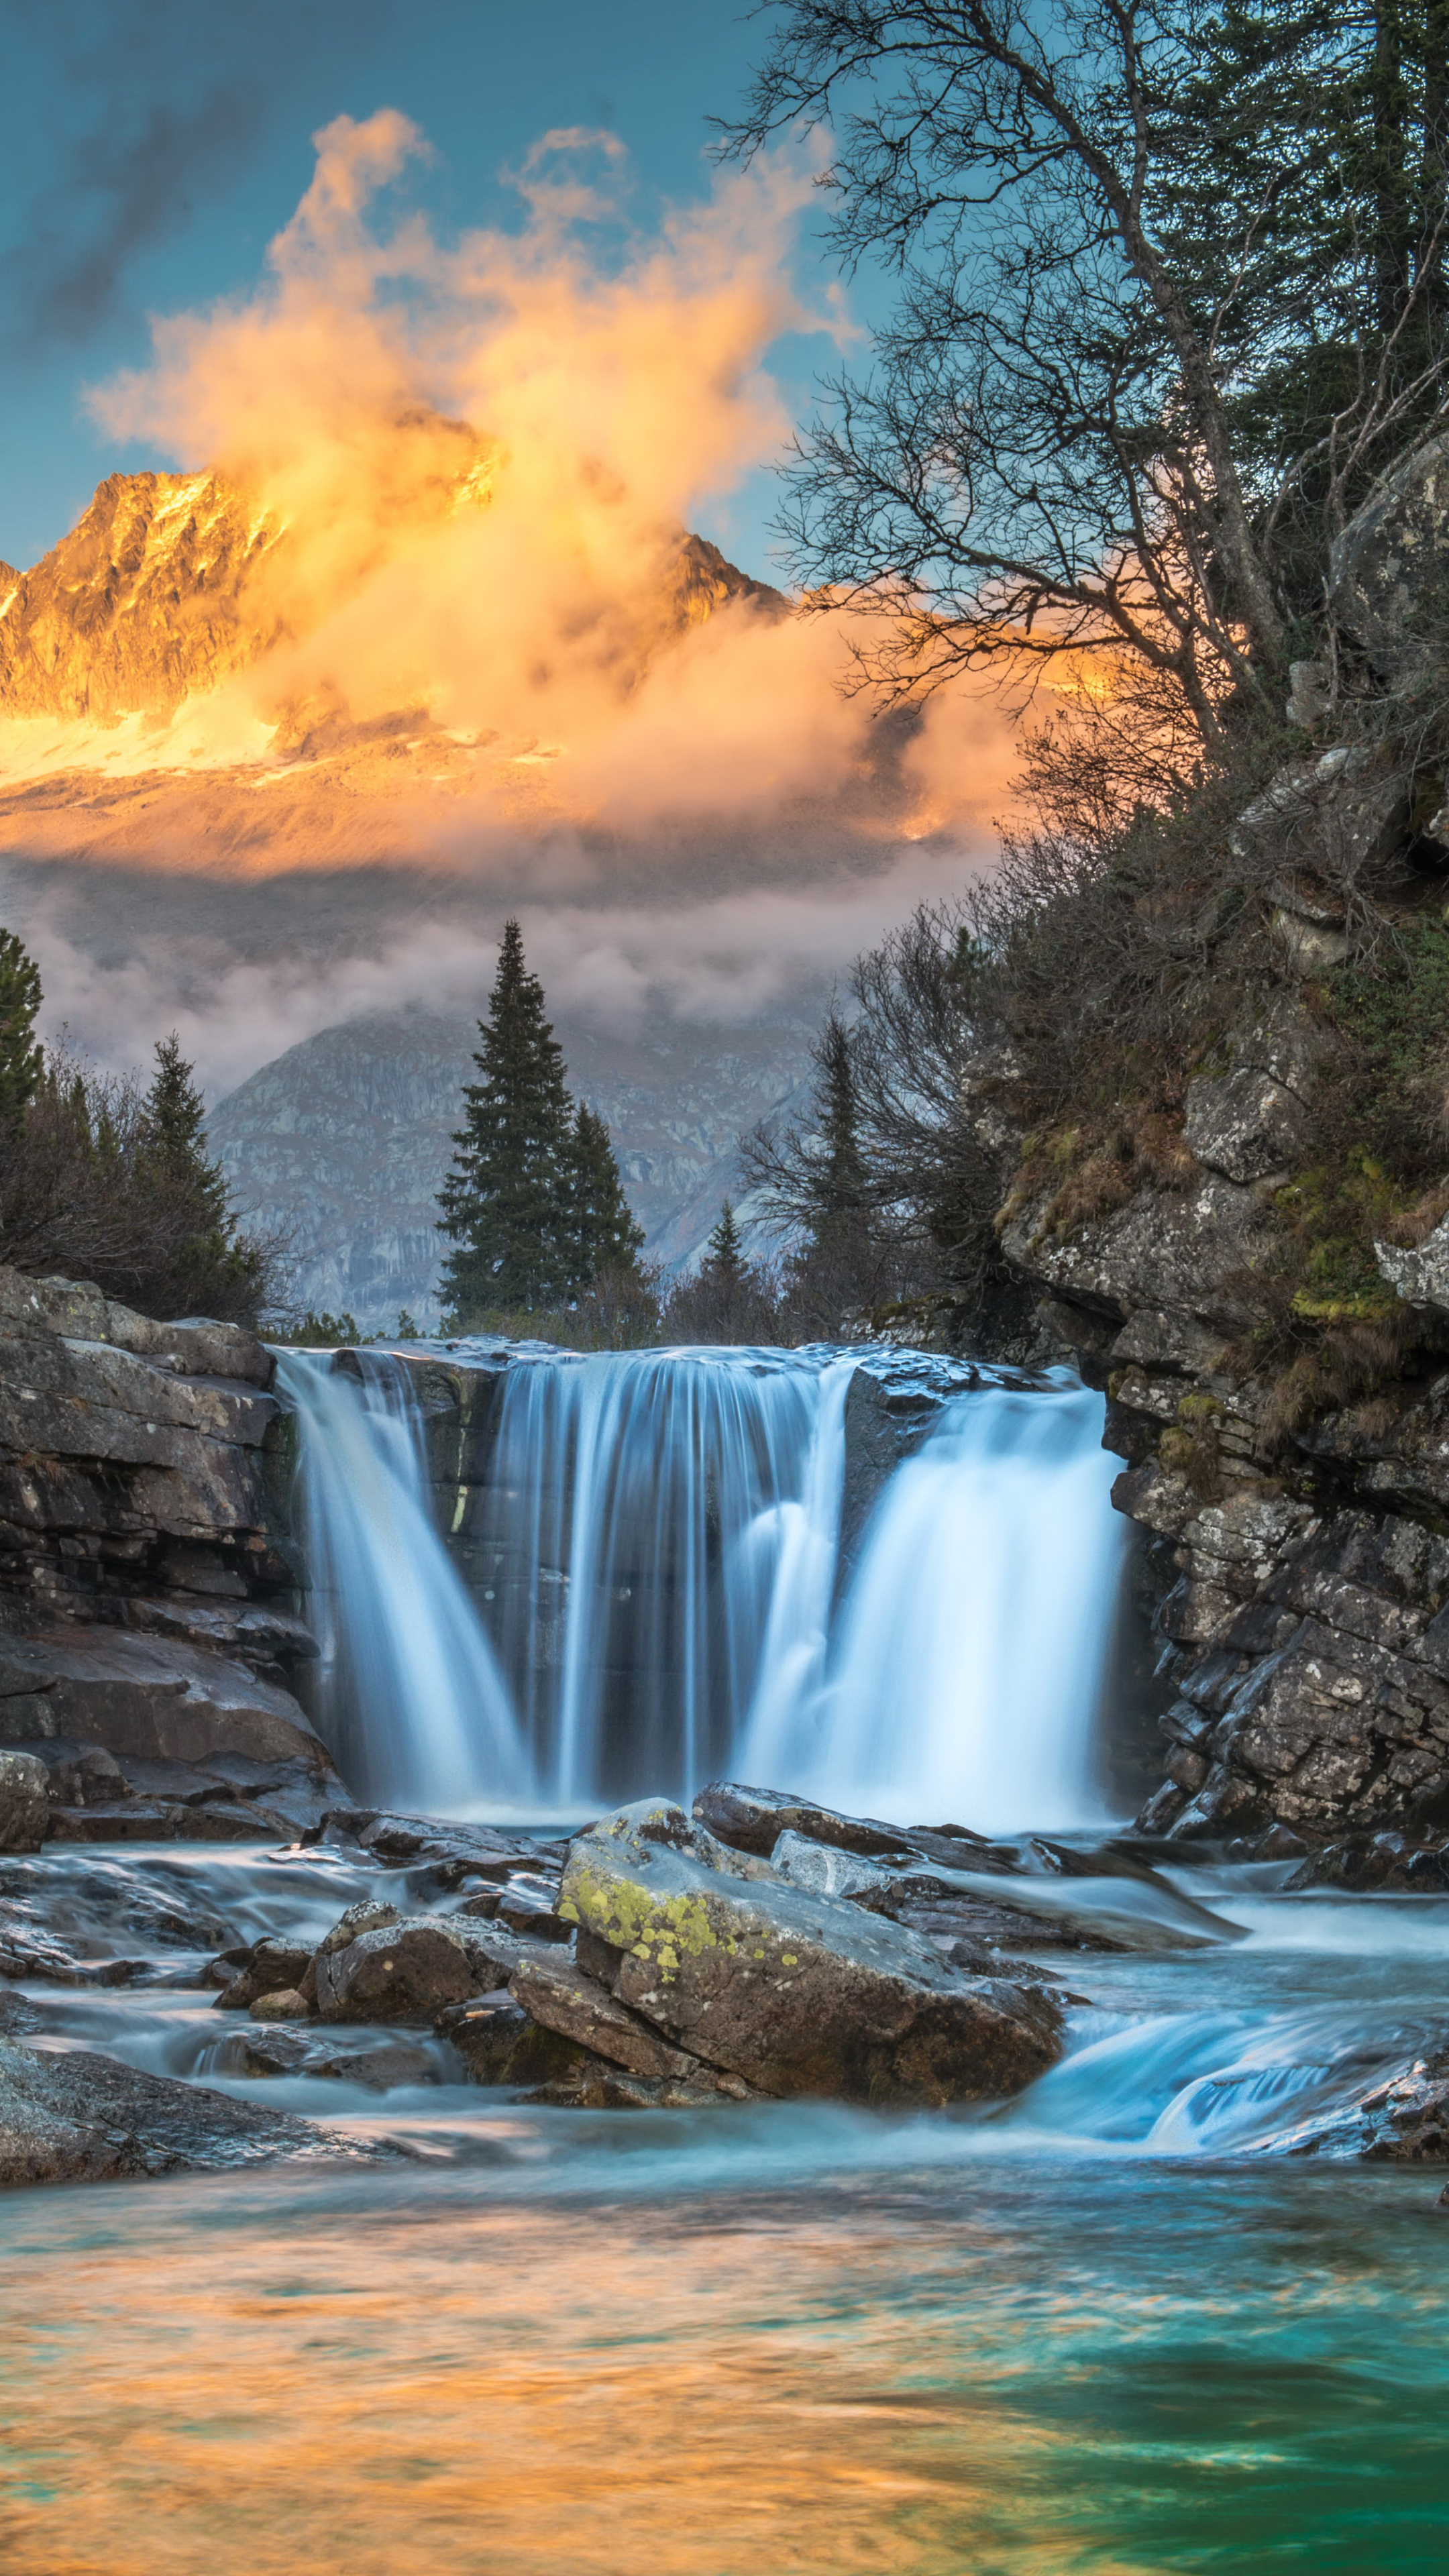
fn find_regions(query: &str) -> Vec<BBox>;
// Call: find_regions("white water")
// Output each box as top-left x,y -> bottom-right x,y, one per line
276,1350 -> 533,1812
278,1343 -> 1129,1827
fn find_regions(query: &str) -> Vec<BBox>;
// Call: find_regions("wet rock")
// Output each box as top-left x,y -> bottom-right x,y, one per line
769,1831 -> 902,1909
892,1894 -> 1129,1954
0,1751 -> 48,1852
559,1799 -> 1061,2105
0,1629 -> 320,1770
494,1872 -> 570,1941
228,2029 -> 441,2087
7,1737 -> 128,1807
250,1987 -> 309,2021
315,1917 -> 478,2023
316,1900 -> 400,1955
508,1950 -> 707,2082
520,2065 -> 737,2110
1284,1832 -> 1449,1893
437,1995 -> 598,2087
693,1780 -> 914,1862
0,2034 -> 394,2188
215,1939 -> 315,2010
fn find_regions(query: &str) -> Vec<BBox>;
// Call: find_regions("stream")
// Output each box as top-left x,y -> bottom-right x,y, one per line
3,1345 -> 1448,2569
3,1833 -> 1449,2571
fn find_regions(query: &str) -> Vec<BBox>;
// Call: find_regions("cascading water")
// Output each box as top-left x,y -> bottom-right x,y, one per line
744,1374 -> 1129,1833
477,1346 -> 855,1806
278,1342 -> 1131,1825
277,1349 -> 534,1812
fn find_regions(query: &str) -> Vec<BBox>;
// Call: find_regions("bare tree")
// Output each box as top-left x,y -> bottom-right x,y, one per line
723,1 -> 1449,758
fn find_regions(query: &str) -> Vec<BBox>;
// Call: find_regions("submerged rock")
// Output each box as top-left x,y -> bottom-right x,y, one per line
558,1799 -> 1061,2106
0,2034 -> 393,2188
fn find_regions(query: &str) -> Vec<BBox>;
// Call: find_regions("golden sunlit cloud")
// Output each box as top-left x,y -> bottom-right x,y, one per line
0,109 -> 1017,874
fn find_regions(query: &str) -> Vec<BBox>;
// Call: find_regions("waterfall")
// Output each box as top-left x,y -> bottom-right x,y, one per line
278,1344 -> 1128,1828
748,1375 -> 1128,1833
476,1346 -> 855,1806
277,1350 -> 535,1812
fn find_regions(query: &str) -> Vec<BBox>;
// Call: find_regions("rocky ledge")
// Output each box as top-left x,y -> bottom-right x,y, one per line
0,1265 -> 330,1802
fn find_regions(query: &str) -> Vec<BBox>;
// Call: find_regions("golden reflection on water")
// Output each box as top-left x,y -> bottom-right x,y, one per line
0,2184 -> 1088,2576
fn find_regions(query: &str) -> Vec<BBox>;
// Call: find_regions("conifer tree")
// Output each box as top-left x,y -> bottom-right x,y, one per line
570,1101 -> 645,1283
0,930 -> 42,1133
437,920 -> 581,1317
812,1008 -> 867,1230
702,1199 -> 747,1294
141,1035 -> 230,1234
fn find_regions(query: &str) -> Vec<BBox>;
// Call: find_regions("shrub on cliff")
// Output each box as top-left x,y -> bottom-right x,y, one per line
0,998 -> 282,1324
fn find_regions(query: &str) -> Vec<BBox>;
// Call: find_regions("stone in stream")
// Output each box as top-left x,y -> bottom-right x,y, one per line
314,1917 -> 478,2021
693,1781 -> 916,1862
0,2034 -> 400,2190
213,1937 -> 316,2010
558,1799 -> 1062,2105
437,1995 -> 602,2088
507,1949 -> 724,2085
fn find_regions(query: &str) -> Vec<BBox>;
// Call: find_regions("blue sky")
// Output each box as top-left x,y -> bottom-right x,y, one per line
0,0 -> 841,575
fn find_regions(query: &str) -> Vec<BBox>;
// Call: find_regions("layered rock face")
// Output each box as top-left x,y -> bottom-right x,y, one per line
972,443 -> 1449,1851
0,1266 -> 325,1825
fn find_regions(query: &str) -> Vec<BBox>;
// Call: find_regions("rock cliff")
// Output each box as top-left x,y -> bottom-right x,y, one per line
963,437 -> 1449,1855
0,1265 -> 324,1801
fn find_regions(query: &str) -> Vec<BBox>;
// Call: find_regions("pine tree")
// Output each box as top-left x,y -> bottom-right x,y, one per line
0,930 -> 42,1132
812,1009 -> 866,1229
570,1102 -> 645,1285
702,1199 -> 747,1295
437,920 -> 581,1318
142,1036 -> 230,1235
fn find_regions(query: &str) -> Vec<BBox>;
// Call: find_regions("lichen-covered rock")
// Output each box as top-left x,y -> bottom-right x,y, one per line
558,1799 -> 1061,2105
1183,1067 -> 1309,1183
1330,431 -> 1449,679
1375,1213 -> 1449,1320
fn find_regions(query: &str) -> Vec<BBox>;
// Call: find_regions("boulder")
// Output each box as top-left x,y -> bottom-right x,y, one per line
1329,431 -> 1449,679
558,1800 -> 1061,2105
1183,1067 -> 1309,1183
1375,1214 -> 1449,1320
693,1780 -> 913,1861
314,1917 -> 478,2022
6,1736 -> 128,1807
508,1950 -> 709,2082
0,1750 -> 48,1852
214,1938 -> 316,2011
0,1629 -> 320,1770
437,1996 -> 602,2088
0,2035 -> 390,2188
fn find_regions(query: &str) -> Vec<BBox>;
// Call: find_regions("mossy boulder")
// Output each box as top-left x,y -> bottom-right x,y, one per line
557,1799 -> 1061,2106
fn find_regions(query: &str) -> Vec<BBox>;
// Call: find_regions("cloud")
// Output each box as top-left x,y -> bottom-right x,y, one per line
11,843 -> 991,1098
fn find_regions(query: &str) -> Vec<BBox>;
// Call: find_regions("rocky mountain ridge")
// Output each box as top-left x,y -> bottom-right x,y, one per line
0,450 -> 780,731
